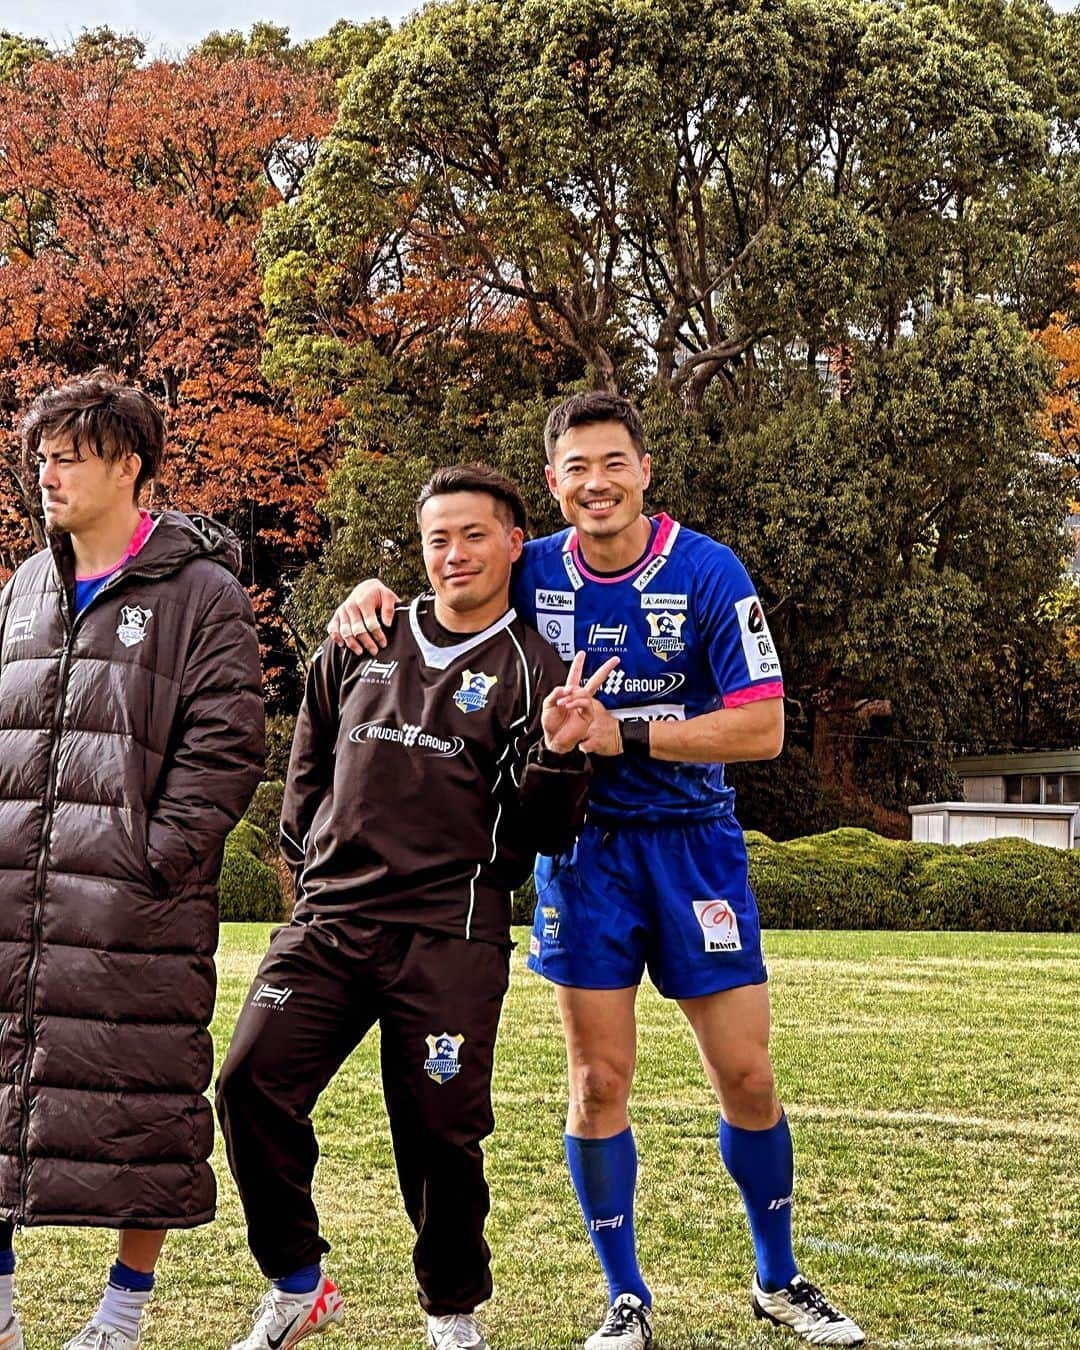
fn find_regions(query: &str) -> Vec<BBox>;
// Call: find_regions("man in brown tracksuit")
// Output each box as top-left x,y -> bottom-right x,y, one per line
0,371 -> 265,1349
217,464 -> 614,1350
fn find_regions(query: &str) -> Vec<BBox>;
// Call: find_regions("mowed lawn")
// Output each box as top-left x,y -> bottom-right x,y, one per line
16,928 -> 1080,1350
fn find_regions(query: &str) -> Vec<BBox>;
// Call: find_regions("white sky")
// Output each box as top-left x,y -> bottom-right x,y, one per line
0,0 -> 1076,59
0,0 -> 419,58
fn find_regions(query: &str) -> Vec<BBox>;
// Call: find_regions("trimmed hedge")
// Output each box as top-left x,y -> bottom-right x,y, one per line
244,780 -> 284,849
748,827 -> 1080,932
219,819 -> 284,922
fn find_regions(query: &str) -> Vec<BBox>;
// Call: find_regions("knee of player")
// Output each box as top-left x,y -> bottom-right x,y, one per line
715,1056 -> 776,1110
569,1057 -> 633,1115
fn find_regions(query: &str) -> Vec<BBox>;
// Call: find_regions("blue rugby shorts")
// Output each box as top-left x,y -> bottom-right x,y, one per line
527,814 -> 767,999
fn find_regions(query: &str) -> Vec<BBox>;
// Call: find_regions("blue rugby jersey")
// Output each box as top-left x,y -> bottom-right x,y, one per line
514,513 -> 784,823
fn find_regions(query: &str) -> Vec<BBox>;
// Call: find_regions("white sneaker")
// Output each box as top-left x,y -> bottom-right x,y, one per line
427,1313 -> 489,1349
62,1324 -> 139,1350
583,1293 -> 652,1349
752,1274 -> 865,1345
229,1275 -> 345,1349
0,1316 -> 23,1350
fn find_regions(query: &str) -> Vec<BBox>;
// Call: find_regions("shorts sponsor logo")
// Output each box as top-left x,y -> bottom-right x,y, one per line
117,604 -> 152,648
5,609 -> 35,643
359,658 -> 398,683
529,934 -> 541,957
611,702 -> 685,722
735,595 -> 781,680
645,610 -> 686,660
692,899 -> 742,952
424,1031 -> 465,1084
348,720 -> 465,757
588,622 -> 628,648
536,588 -> 575,611
540,613 -> 575,660
602,670 -> 685,697
640,593 -> 688,610
632,555 -> 668,590
252,982 -> 293,1009
542,904 -> 560,941
453,669 -> 498,714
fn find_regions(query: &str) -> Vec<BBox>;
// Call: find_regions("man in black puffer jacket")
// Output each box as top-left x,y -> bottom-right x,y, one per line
0,371 -> 265,1350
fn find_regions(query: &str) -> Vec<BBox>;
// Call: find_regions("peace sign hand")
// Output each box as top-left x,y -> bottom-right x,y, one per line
541,653 -> 620,754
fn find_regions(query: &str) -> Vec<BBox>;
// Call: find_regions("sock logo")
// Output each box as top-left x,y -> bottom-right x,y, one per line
590,1215 -> 625,1231
767,1194 -> 793,1211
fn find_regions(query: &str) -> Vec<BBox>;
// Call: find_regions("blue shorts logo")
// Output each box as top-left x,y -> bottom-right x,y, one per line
453,670 -> 498,714
424,1032 -> 465,1083
692,899 -> 742,952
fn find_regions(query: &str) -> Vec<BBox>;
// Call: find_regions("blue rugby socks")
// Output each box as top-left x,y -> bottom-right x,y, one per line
0,1240 -> 13,1329
720,1112 -> 798,1292
94,1261 -> 155,1339
566,1128 -> 652,1308
273,1263 -> 323,1294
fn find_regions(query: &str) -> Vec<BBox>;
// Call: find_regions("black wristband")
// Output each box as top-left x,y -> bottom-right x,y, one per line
619,718 -> 651,757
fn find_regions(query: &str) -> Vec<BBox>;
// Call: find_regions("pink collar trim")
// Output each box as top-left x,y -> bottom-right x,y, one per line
566,512 -> 678,584
75,510 -> 157,582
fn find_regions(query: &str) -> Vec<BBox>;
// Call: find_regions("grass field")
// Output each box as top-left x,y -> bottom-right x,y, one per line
14,927 -> 1080,1349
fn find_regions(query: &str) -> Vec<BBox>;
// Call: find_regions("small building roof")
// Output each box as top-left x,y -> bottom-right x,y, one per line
952,750 -> 1080,776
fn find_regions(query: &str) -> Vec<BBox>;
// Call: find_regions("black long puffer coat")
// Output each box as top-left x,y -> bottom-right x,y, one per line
0,511 -> 264,1228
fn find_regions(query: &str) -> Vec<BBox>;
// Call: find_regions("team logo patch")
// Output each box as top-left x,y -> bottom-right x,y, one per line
692,899 -> 742,952
735,595 -> 781,680
117,605 -> 152,647
453,669 -> 498,714
645,610 -> 686,660
5,609 -> 35,643
424,1032 -> 465,1084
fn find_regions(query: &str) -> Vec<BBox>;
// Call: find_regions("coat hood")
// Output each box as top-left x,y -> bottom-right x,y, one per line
49,509 -> 243,583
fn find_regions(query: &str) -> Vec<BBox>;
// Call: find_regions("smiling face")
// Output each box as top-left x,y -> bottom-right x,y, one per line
545,419 -> 652,550
37,432 -> 141,536
420,490 -> 524,631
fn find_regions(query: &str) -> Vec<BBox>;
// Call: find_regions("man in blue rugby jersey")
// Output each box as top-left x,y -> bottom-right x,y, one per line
330,393 -> 865,1350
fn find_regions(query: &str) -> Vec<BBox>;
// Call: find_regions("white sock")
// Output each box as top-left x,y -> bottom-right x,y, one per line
0,1273 -> 13,1326
93,1282 -> 152,1340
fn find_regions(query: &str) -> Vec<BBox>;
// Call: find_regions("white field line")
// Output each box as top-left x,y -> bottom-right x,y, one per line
790,1103 -> 1079,1139
802,1235 -> 1080,1309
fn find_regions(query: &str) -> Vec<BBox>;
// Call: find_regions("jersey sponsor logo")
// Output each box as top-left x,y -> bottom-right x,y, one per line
639,592 -> 687,610
588,622 -> 628,647
453,669 -> 498,714
563,551 -> 585,590
424,1031 -> 465,1084
536,588 -> 575,611
692,899 -> 742,952
602,670 -> 685,698
645,609 -> 686,660
632,555 -> 669,590
359,658 -> 398,683
348,720 -> 465,757
540,613 -> 575,660
734,595 -> 781,680
5,608 -> 35,643
117,604 -> 152,648
611,702 -> 685,722
251,982 -> 293,1010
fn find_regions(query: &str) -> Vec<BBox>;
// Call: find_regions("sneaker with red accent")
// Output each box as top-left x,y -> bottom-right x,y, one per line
0,1316 -> 23,1350
229,1275 -> 345,1349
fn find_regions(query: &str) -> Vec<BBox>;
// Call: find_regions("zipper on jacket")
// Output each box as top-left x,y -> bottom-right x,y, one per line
17,619 -> 75,1223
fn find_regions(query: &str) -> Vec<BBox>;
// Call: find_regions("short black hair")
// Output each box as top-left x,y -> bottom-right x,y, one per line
543,391 -> 647,463
21,368 -> 164,498
415,463 -> 528,533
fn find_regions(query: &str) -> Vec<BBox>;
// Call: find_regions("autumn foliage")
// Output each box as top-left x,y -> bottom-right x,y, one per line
0,40 -> 338,692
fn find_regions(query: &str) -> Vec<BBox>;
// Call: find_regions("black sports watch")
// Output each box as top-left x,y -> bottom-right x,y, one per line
619,719 -> 651,758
